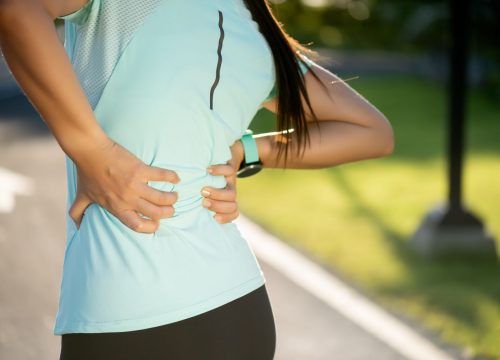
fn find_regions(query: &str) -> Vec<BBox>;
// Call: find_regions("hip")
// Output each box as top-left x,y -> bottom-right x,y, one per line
59,284 -> 276,360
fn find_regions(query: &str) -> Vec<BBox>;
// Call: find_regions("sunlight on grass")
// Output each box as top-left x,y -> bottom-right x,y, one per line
240,74 -> 500,359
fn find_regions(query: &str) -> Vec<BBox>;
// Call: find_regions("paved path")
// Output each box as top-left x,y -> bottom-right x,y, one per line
0,96 -> 65,360
0,94 -> 462,360
260,260 -> 403,359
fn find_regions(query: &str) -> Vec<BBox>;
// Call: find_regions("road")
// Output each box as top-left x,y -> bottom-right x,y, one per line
0,93 -> 462,360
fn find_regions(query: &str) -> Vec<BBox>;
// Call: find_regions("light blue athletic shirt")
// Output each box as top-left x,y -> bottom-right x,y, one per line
54,0 -> 313,335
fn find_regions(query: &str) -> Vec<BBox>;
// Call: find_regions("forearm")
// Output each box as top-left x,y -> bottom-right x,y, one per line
0,1 -> 109,165
255,120 -> 393,169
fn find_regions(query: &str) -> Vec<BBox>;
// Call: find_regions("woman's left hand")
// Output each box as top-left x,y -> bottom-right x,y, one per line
201,140 -> 245,224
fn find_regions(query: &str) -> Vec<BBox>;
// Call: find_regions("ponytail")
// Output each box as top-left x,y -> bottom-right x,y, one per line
243,0 -> 327,167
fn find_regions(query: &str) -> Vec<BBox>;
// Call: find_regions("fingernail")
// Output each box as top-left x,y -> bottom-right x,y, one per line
214,215 -> 222,223
202,199 -> 211,208
207,167 -> 213,174
201,188 -> 211,197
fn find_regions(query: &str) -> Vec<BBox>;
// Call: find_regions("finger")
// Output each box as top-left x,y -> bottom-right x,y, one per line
139,183 -> 178,206
213,210 -> 240,224
69,191 -> 92,229
144,165 -> 181,184
207,163 -> 236,177
200,186 -> 236,202
203,197 -> 238,215
120,209 -> 160,233
136,197 -> 175,221
224,173 -> 236,191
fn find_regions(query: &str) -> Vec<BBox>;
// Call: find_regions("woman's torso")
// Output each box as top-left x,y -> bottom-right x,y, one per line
54,0 -> 278,335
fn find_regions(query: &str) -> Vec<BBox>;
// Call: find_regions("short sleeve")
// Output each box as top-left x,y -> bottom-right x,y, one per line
56,0 -> 97,25
263,52 -> 314,102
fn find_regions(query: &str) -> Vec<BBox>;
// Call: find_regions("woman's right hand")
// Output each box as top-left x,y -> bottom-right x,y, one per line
68,137 -> 181,233
1,1 -> 181,233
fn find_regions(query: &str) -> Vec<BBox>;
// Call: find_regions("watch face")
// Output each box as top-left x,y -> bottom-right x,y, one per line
237,164 -> 262,178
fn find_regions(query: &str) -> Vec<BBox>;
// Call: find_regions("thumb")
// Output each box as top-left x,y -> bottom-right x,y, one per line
69,190 -> 92,230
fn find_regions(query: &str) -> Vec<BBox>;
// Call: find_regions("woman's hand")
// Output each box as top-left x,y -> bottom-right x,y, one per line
201,140 -> 245,224
0,1 -> 183,235
69,138 -> 181,233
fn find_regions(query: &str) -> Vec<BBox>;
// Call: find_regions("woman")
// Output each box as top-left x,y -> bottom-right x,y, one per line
0,0 -> 394,359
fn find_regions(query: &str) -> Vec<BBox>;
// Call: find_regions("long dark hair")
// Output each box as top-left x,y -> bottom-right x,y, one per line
243,0 -> 327,168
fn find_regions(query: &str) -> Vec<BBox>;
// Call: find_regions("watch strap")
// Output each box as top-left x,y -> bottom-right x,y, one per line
240,129 -> 260,164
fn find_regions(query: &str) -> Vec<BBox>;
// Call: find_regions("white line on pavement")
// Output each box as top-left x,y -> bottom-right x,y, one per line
0,167 -> 34,213
235,214 -> 456,360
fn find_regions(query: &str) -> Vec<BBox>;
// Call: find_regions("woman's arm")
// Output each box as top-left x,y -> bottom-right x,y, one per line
0,0 -> 107,155
258,59 -> 394,169
0,0 -> 181,233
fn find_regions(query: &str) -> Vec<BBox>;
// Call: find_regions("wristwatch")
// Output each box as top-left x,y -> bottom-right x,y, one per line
236,129 -> 263,178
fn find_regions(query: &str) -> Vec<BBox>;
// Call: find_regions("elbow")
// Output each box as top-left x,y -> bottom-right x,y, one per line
373,119 -> 395,158
380,124 -> 395,157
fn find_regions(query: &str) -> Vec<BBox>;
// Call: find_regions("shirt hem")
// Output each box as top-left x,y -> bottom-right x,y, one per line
53,274 -> 266,335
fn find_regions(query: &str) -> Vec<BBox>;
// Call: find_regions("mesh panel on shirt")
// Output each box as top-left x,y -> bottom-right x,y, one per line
71,0 -> 162,109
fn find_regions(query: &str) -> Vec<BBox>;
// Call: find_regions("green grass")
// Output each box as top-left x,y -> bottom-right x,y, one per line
239,74 -> 500,359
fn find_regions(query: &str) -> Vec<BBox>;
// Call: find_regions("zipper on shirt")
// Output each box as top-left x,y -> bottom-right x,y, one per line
209,10 -> 224,110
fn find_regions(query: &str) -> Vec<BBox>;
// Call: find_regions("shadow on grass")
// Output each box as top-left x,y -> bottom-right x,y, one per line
328,166 -> 500,336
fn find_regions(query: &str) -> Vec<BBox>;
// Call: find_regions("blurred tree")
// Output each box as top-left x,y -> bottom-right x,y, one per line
269,0 -> 498,98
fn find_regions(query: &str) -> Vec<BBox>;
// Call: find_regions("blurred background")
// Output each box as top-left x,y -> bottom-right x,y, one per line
243,0 -> 500,359
1,0 -> 499,359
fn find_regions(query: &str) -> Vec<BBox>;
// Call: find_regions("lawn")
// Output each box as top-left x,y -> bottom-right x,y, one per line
238,74 -> 500,359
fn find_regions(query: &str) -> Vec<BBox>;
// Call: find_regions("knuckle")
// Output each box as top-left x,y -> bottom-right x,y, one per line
133,172 -> 147,186
123,176 -> 136,192
106,163 -> 117,178
134,162 -> 146,175
129,164 -> 143,182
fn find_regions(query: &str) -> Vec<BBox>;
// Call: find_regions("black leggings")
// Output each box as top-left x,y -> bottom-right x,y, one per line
59,285 -> 276,360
